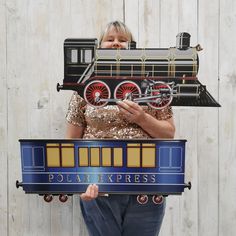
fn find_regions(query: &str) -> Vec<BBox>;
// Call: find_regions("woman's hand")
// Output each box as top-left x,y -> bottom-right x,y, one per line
117,100 -> 147,125
117,99 -> 175,138
80,184 -> 99,201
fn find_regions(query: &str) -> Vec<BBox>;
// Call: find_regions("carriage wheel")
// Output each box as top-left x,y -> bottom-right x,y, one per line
59,194 -> 68,203
146,82 -> 172,109
152,195 -> 164,205
137,195 -> 148,205
84,80 -> 111,107
43,194 -> 53,203
114,81 -> 141,100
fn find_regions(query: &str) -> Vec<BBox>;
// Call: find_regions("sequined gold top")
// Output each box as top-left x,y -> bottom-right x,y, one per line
66,92 -> 173,139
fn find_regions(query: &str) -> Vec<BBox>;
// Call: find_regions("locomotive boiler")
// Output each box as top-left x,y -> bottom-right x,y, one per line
57,32 -> 220,109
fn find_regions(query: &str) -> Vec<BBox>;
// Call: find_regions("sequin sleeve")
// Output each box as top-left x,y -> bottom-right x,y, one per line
147,106 -> 173,120
66,92 -> 87,127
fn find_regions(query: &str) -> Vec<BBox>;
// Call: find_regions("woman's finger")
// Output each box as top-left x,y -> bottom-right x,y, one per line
80,184 -> 99,201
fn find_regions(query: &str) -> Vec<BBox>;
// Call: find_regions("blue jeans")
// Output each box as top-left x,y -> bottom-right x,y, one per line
80,195 -> 166,236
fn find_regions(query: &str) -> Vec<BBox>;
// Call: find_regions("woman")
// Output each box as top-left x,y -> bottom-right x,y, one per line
66,20 -> 175,236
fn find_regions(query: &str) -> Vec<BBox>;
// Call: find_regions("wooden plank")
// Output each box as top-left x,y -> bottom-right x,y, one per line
0,0 -> 8,235
70,0 -> 124,39
176,1 -> 199,236
138,0 -> 160,47
47,0 -> 72,139
69,1 -> 124,235
25,0 -> 75,235
198,0 -> 220,235
6,0 -> 52,235
159,0 -> 179,47
6,0 -> 31,235
219,0 -> 236,235
124,0 -> 139,44
157,1 -> 181,235
125,0 -> 160,47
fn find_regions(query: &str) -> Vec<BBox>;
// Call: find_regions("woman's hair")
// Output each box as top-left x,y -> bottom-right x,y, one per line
99,21 -> 134,46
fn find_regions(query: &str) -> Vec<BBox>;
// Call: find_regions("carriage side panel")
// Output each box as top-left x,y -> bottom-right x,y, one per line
19,139 -> 188,196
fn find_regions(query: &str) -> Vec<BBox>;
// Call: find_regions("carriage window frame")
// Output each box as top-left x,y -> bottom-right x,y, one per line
80,48 -> 92,64
126,143 -> 156,168
127,143 -> 141,167
22,146 -> 45,171
101,147 -> 112,167
66,48 -> 79,64
159,146 -> 183,172
46,144 -> 60,167
113,147 -> 123,167
90,147 -> 100,167
61,143 -> 75,168
46,143 -> 75,168
142,143 -> 156,168
78,147 -> 89,166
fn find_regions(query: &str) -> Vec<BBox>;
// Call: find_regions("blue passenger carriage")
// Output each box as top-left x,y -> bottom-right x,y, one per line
17,139 -> 191,203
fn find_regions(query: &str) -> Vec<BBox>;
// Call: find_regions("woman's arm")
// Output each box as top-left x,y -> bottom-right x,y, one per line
117,100 -> 175,138
138,115 -> 175,138
66,123 -> 84,138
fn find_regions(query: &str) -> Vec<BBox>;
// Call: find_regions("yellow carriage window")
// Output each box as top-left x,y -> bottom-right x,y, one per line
90,147 -> 100,166
142,143 -> 156,167
127,143 -> 140,167
102,148 -> 111,166
61,143 -> 75,167
113,148 -> 123,167
46,143 -> 60,167
79,148 -> 88,166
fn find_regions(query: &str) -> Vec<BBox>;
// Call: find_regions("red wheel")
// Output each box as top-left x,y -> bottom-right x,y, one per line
59,194 -> 68,203
84,80 -> 111,107
137,195 -> 148,205
43,194 -> 53,203
146,82 -> 172,109
152,195 -> 164,205
114,81 -> 141,100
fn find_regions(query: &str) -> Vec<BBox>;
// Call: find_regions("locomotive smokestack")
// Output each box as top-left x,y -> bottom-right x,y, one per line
176,32 -> 191,50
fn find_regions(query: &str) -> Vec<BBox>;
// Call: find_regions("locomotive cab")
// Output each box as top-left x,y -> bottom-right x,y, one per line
63,38 -> 98,83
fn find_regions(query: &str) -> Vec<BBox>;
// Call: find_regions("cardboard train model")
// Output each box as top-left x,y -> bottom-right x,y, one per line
17,139 -> 191,204
16,33 -> 220,203
57,32 -> 220,109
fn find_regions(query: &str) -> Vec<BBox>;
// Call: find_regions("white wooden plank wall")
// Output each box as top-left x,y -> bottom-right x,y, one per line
219,0 -> 236,235
0,0 -> 8,235
0,0 -> 235,235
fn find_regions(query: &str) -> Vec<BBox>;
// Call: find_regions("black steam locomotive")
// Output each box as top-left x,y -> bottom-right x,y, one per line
57,33 -> 220,109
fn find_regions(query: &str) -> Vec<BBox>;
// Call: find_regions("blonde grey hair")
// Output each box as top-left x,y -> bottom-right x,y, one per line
99,21 -> 134,46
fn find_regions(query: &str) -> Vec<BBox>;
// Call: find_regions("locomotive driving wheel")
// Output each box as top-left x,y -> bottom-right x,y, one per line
146,82 -> 173,109
84,80 -> 111,107
114,81 -> 141,100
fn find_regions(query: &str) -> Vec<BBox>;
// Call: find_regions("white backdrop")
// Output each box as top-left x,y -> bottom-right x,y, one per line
0,0 -> 235,235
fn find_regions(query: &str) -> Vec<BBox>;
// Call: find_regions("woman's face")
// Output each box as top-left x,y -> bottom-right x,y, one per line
101,27 -> 129,49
